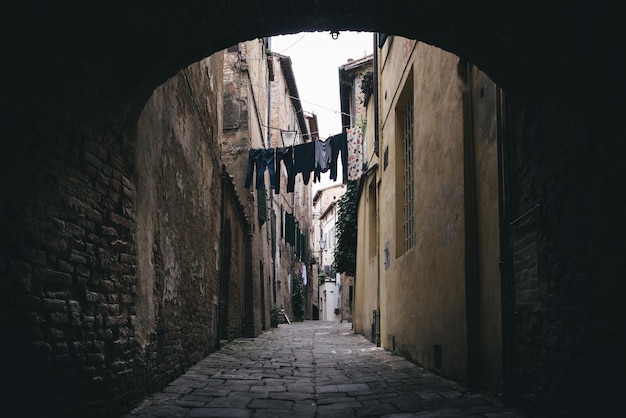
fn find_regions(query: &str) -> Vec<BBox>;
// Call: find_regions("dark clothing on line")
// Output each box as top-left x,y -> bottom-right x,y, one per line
329,132 -> 348,182
293,141 -> 315,185
245,148 -> 276,190
314,138 -> 332,182
275,146 -> 295,193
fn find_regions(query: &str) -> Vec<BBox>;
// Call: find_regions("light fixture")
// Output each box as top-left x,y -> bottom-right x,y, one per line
319,238 -> 326,250
330,31 -> 340,40
281,130 -> 297,147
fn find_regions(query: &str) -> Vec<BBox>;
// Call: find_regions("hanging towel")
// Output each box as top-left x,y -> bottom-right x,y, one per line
347,126 -> 364,181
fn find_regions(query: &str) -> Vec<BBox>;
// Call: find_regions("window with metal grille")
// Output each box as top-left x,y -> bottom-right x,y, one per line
402,96 -> 415,251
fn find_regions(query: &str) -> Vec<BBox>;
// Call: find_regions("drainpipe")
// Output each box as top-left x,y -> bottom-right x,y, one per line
463,61 -> 480,390
496,87 -> 513,402
373,33 -> 380,156
374,32 -> 381,347
217,165 -> 228,349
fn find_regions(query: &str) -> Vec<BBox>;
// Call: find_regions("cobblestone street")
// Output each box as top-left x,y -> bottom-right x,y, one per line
124,321 -> 526,418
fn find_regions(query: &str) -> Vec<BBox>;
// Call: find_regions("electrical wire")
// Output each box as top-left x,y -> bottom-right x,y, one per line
276,33 -> 307,54
287,94 -> 353,119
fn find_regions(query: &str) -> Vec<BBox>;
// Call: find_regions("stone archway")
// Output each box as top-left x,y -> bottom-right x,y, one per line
2,1 -> 617,124
1,2 -> 624,418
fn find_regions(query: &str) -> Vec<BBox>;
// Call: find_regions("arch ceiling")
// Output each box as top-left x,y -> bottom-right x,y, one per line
0,1 -> 620,123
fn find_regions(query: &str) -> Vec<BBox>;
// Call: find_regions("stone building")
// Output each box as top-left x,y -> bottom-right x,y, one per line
267,52 -> 314,323
352,35 -> 503,394
220,38 -> 274,334
220,41 -> 314,327
312,184 -> 346,321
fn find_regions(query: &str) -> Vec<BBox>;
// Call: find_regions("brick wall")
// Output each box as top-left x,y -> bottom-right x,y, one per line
504,89 -> 626,416
0,52 -> 245,417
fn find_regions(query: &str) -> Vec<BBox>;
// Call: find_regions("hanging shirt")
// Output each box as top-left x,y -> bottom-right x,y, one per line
314,138 -> 332,182
347,126 -> 363,181
293,141 -> 315,185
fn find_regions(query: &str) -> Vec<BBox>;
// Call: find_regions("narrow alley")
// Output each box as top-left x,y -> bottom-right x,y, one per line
124,322 -> 526,418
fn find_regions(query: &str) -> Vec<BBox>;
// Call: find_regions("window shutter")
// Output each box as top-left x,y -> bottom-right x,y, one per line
257,187 -> 267,225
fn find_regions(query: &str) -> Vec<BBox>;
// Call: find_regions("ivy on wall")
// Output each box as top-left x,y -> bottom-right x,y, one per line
292,273 -> 304,321
333,180 -> 358,276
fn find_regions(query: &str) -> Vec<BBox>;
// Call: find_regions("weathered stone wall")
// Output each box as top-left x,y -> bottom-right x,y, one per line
0,51 -> 242,417
134,52 -> 229,400
503,85 -> 625,416
220,40 -> 273,334
0,98 -> 144,417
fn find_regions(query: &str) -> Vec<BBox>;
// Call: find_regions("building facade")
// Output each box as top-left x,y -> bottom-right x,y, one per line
312,184 -> 346,321
352,35 -> 502,393
220,40 -> 313,330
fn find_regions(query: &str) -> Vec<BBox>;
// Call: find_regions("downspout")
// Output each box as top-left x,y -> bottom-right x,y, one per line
496,88 -> 513,402
267,56 -> 277,318
373,32 -> 381,347
217,165 -> 228,349
373,33 -> 380,157
463,61 -> 480,390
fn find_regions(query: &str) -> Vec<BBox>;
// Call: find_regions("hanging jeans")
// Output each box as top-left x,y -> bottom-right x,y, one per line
245,148 -> 276,190
275,146 -> 295,193
329,132 -> 348,182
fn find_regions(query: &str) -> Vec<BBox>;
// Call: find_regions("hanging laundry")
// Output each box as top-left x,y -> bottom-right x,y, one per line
293,141 -> 315,185
347,125 -> 364,181
314,138 -> 332,183
245,148 -> 276,190
329,132 -> 347,182
274,146 -> 295,194
301,264 -> 307,286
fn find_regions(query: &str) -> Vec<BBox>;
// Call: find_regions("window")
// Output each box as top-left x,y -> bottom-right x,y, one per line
368,179 -> 378,259
395,70 -> 415,255
402,95 -> 415,251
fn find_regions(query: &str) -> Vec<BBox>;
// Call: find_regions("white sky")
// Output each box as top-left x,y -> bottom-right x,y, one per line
270,31 -> 373,192
271,31 -> 372,138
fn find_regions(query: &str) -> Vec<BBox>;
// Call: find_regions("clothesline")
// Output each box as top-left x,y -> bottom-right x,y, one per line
244,126 -> 364,194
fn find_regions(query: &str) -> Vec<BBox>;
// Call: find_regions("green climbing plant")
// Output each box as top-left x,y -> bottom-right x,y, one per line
292,273 -> 304,321
333,180 -> 358,276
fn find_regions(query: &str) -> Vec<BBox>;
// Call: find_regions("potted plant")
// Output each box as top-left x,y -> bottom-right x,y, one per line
270,304 -> 281,328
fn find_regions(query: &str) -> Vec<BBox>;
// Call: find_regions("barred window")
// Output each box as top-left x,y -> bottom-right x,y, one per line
402,95 -> 415,251
395,70 -> 415,257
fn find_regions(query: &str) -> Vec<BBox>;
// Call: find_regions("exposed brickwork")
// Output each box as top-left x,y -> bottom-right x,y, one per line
504,90 -> 625,416
0,116 -> 138,416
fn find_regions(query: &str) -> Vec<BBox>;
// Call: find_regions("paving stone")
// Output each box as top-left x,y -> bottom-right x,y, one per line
186,407 -> 250,417
248,398 -> 293,409
316,383 -> 370,393
269,391 -> 314,401
125,322 -> 528,418
206,395 -> 252,408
